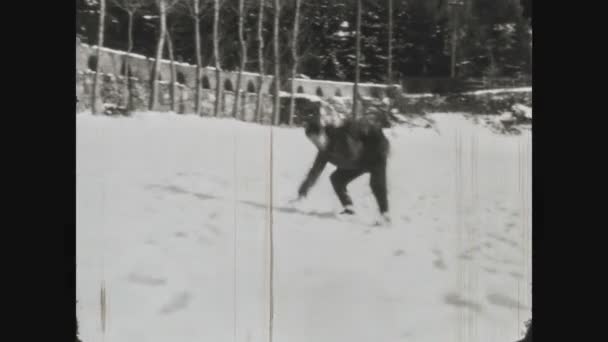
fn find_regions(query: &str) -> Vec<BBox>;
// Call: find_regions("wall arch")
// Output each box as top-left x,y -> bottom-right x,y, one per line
120,61 -> 132,77
370,87 -> 384,99
202,76 -> 211,89
316,87 -> 324,97
247,80 -> 256,93
177,72 -> 186,84
88,55 -> 98,71
224,78 -> 234,91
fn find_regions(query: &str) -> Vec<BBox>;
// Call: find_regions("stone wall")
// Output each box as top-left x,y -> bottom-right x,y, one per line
76,42 -> 398,101
76,41 -> 531,121
76,70 -> 277,119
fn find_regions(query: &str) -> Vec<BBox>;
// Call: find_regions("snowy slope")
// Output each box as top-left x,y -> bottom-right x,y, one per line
77,112 -> 531,342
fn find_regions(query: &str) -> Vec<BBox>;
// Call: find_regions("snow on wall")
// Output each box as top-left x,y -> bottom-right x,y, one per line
77,42 -> 399,99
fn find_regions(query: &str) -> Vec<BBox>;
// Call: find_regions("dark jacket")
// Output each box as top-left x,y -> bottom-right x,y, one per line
306,118 -> 389,171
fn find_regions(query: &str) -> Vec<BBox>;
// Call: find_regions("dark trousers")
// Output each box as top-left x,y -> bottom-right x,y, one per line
330,162 -> 388,214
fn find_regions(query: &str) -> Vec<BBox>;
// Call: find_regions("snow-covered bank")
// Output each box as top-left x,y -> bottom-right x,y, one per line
396,88 -> 532,116
462,87 -> 532,95
77,112 -> 531,342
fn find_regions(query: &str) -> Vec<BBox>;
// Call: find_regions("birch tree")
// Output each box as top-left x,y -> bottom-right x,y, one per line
185,0 -> 204,115
91,0 -> 106,114
386,0 -> 393,120
271,0 -> 280,125
212,0 -> 222,116
287,0 -> 301,126
165,28 -> 177,112
148,0 -> 181,111
254,0 -> 265,122
112,0 -> 146,111
352,0 -> 362,118
231,0 -> 249,119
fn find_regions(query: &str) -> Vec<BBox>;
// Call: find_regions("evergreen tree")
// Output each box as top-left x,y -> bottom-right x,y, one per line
77,0 -> 532,92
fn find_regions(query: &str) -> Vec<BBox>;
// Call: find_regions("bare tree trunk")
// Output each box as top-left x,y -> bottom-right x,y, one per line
272,0 -> 280,125
194,1 -> 202,115
450,25 -> 456,77
166,28 -> 176,112
450,4 -> 460,78
487,45 -> 496,85
91,0 -> 106,114
528,24 -> 534,75
387,0 -> 393,86
269,4 -> 278,338
149,0 -> 167,111
254,0 -> 265,123
528,26 -> 532,75
232,0 -> 247,119
386,0 -> 393,122
352,0 -> 361,118
125,10 -> 134,111
288,0 -> 301,126
213,0 -> 222,117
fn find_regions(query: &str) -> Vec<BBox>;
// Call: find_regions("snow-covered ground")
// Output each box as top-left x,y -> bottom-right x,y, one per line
462,87 -> 531,95
77,112 -> 531,342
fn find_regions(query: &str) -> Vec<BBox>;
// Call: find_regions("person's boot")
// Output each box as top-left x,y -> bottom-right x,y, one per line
339,205 -> 355,215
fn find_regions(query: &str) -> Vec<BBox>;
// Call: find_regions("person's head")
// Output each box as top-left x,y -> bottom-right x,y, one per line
303,101 -> 345,151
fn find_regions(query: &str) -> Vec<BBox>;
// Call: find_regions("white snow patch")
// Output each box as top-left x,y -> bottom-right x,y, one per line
511,104 -> 532,120
81,43 -> 196,67
82,43 -> 151,61
77,112 -> 531,342
403,93 -> 435,98
278,91 -> 322,102
463,87 -> 532,95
